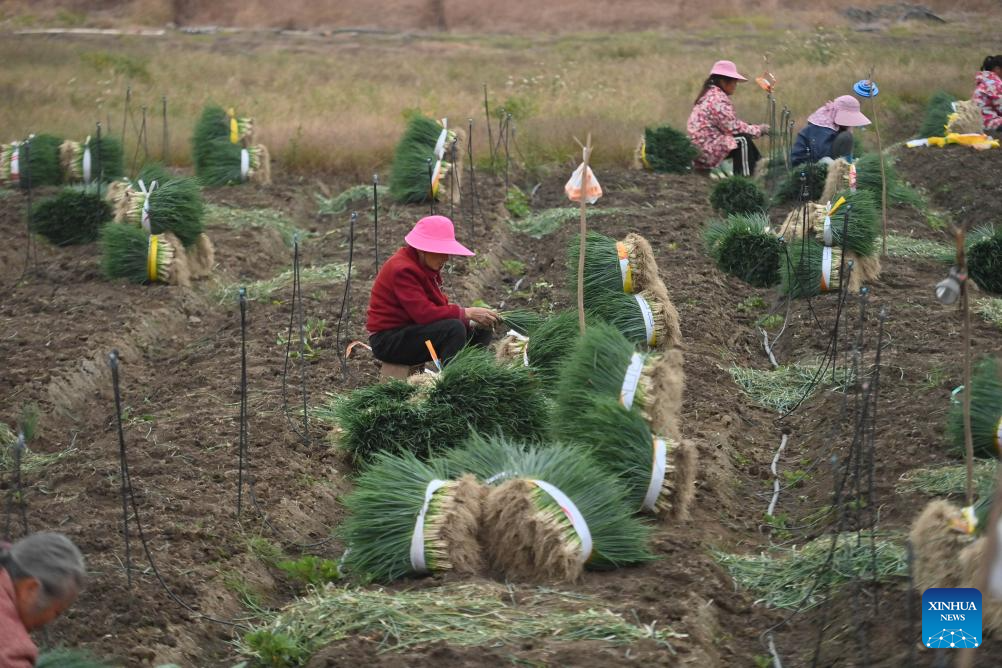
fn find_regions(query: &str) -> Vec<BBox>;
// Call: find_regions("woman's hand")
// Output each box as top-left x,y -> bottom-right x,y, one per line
465,306 -> 499,327
757,124 -> 771,136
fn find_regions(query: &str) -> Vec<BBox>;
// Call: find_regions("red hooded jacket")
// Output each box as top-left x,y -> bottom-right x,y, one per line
366,246 -> 465,334
0,569 -> 37,668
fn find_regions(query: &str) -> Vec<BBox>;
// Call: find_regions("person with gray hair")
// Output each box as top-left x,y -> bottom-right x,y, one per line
0,532 -> 86,668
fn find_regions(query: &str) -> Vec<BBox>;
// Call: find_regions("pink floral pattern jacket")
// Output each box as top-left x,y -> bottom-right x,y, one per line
686,85 -> 762,169
974,70 -> 1002,131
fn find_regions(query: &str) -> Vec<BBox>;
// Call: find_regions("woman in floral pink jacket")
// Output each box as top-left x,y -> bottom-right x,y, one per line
687,60 -> 769,177
974,55 -> 1002,132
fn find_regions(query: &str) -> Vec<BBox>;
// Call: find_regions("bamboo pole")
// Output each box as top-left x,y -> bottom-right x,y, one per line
576,134 -> 593,335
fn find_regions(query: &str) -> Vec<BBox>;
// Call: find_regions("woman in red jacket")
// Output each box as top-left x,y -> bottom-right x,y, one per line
367,215 -> 497,366
1,533 -> 86,668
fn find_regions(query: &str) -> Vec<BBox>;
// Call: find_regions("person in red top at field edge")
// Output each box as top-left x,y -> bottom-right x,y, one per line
974,54 -> 1002,134
687,60 -> 769,179
1,533 -> 86,668
367,215 -> 497,367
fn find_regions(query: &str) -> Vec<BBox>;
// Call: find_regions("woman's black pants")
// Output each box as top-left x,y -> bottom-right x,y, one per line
729,133 -> 762,176
370,319 -> 492,366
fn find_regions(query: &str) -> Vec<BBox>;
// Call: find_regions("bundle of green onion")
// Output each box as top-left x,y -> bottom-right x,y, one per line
10,134 -> 64,187
552,393 -> 696,519
444,435 -> 653,581
853,153 -> 924,209
554,322 -> 683,440
60,136 -> 124,184
124,175 -> 205,247
523,310 -> 595,384
703,212 -> 782,287
948,356 -> 1002,459
968,229 -> 1002,295
31,189 -> 111,246
774,162 -> 827,204
710,175 -> 767,216
806,189 -> 880,257
917,91 -> 956,138
389,113 -> 457,204
340,451 -> 485,582
586,289 -> 680,350
196,138 -> 270,187
567,231 -> 660,298
99,223 -> 190,287
779,238 -> 844,298
639,124 -> 698,174
192,104 -> 254,169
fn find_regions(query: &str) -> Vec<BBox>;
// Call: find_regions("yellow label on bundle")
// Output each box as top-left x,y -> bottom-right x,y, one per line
147,235 -> 159,282
640,139 -> 650,170
827,195 -> 846,218
616,242 -> 634,293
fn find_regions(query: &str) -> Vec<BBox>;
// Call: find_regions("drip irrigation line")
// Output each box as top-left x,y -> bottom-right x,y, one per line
372,173 -> 380,268
767,431 -> 791,517
108,351 -> 251,630
109,350 -> 134,589
281,235 -> 311,447
335,212 -> 357,381
2,432 -> 28,542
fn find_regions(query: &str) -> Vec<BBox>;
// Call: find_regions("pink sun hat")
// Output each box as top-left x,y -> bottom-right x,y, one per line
833,95 -> 871,127
405,215 -> 475,256
709,60 -> 748,81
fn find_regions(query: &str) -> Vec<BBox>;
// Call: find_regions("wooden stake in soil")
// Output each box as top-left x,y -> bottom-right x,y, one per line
576,134 -> 593,335
860,73 -> 888,257
958,224 -> 975,507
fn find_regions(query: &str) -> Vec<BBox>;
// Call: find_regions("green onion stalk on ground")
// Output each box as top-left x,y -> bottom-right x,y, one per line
639,125 -> 698,173
703,212 -> 782,287
947,355 -> 1002,459
443,434 -> 654,581
551,393 -> 696,520
98,223 -> 190,287
317,347 -> 548,465
498,309 -> 546,337
339,450 -> 485,582
709,175 -> 767,216
917,91 -> 957,138
389,113 -> 456,204
566,231 -> 661,299
31,188 -> 111,246
779,238 -> 844,298
124,175 -> 205,247
553,322 -> 684,441
967,230 -> 1002,295
196,138 -> 270,187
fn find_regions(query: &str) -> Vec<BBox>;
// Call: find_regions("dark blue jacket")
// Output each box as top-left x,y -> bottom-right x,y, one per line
791,123 -> 839,165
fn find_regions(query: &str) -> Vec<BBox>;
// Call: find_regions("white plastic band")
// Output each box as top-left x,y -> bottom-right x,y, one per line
620,352 -> 645,409
409,479 -> 447,574
848,163 -> 857,193
485,471 -> 513,485
434,119 -> 449,160
822,214 -> 833,246
138,179 -> 158,233
996,415 -> 1002,453
906,138 -> 929,148
531,479 -> 592,564
642,438 -> 668,512
635,294 -> 656,346
82,146 -> 92,184
821,246 -> 833,292
10,146 -> 19,180
619,257 -> 630,287
240,148 -> 250,181
506,330 -> 531,367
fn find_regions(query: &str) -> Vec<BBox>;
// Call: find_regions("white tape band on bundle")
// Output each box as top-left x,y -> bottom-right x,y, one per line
642,438 -> 668,512
531,479 -> 592,564
10,146 -> 19,180
619,257 -> 630,288
822,211 -> 833,246
506,330 -> 531,367
635,294 -> 656,347
434,119 -> 449,160
410,479 -> 447,574
240,148 -> 250,181
138,179 -> 158,233
906,138 -> 929,148
620,352 -> 645,409
821,246 -> 833,292
82,146 -> 92,184
486,470 -> 515,485
996,416 -> 1002,453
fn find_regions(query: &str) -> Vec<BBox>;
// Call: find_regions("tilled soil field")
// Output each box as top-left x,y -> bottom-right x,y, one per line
1,143 -> 1001,666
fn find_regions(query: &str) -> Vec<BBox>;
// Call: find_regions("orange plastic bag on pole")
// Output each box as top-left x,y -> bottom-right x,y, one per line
565,162 -> 602,204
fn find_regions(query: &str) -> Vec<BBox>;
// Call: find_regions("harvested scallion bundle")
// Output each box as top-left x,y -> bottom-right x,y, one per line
61,136 -> 124,183
917,91 -> 956,138
552,394 -> 697,519
340,451 -> 485,582
124,175 -> 205,247
524,310 -> 595,384
444,435 -> 653,581
709,175 -> 767,216
192,104 -> 254,170
19,134 -> 64,187
0,142 -> 22,184
196,138 -> 271,186
639,125 -> 698,173
499,309 -> 545,336
567,231 -> 660,298
854,153 -> 923,209
807,189 -> 880,257
774,162 -> 827,204
703,213 -> 782,287
99,223 -> 190,287
554,322 -> 684,440
967,231 -> 1002,295
389,113 -> 456,204
947,356 -> 1002,459
31,188 -> 111,246
586,289 -> 681,350
779,238 -> 843,298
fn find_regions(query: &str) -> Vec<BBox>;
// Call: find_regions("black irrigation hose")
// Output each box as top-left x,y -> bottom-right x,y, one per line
2,433 -> 28,542
483,84 -> 494,165
109,351 -> 134,589
108,351 -> 251,630
334,212 -> 357,381
373,173 -> 380,269
281,235 -> 311,447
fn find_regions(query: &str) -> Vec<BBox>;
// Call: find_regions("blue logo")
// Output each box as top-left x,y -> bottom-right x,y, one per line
923,588 -> 982,649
